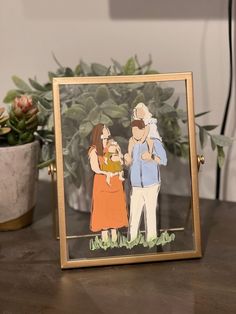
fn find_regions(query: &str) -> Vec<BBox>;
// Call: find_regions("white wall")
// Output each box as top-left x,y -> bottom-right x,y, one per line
0,0 -> 235,201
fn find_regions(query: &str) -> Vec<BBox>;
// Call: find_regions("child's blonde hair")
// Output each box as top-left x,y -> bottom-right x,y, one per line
133,102 -> 152,120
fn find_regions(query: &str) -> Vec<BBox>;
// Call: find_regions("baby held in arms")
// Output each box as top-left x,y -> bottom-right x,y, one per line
101,139 -> 125,185
128,102 -> 162,160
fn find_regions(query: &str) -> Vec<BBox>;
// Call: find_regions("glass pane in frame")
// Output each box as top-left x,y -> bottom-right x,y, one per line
53,73 -> 201,269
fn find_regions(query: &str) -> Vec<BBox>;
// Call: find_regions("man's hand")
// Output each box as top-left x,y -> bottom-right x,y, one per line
154,156 -> 161,164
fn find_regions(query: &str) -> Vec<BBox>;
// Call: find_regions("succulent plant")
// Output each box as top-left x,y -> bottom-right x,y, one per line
6,95 -> 39,145
0,107 -> 11,136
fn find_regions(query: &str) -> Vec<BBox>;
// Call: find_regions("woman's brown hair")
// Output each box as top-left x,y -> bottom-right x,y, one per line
89,123 -> 104,156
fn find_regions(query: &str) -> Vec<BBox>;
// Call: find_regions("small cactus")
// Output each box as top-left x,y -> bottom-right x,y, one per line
0,107 -> 11,135
7,95 -> 39,145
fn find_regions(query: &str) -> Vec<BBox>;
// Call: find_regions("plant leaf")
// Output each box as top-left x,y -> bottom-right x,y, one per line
79,121 -> 93,138
173,97 -> 180,109
160,87 -> 174,101
202,125 -> 218,131
12,76 -> 32,92
195,111 -> 210,118
29,78 -> 47,91
52,52 -> 64,68
63,106 -> 86,122
85,96 -> 97,112
158,103 -> 176,115
95,85 -> 110,105
91,63 -> 109,76
99,113 -> 113,126
3,90 -> 22,103
123,58 -> 136,75
211,134 -> 233,147
217,145 -> 225,168
199,126 -> 208,149
87,106 -> 102,125
74,64 -> 81,75
111,58 -> 123,73
80,60 -> 91,76
210,136 -> 216,150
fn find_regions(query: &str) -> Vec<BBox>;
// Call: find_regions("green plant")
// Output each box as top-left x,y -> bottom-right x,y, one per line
4,95 -> 39,145
3,55 -> 233,179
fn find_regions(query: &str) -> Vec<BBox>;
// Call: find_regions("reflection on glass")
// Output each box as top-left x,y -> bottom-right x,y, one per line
59,80 -> 194,260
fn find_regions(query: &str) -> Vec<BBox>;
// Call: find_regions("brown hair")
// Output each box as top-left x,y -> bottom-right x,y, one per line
131,119 -> 145,129
89,123 -> 104,156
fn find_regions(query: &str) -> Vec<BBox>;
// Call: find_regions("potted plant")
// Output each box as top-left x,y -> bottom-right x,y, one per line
3,56 -> 233,212
0,96 -> 40,230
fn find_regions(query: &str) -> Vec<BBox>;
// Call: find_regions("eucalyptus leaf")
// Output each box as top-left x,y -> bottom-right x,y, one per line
63,106 -> 86,122
126,83 -> 144,90
101,101 -> 127,119
12,76 -> 32,92
29,78 -> 47,91
42,91 -> 53,101
202,125 -> 218,131
211,135 -> 233,147
64,67 -> 74,77
217,146 -> 225,168
131,92 -> 145,109
80,60 -> 91,76
87,106 -> 102,125
160,87 -> 174,102
79,121 -> 93,138
48,72 -> 57,81
158,103 -> 176,115
95,85 -> 110,104
91,63 -> 109,76
70,137 -> 81,160
99,113 -> 113,126
173,97 -> 180,109
143,83 -> 157,101
195,111 -> 210,118
199,126 -> 208,149
85,96 -> 97,112
52,52 -> 64,68
74,64 -> 81,75
34,96 -> 52,110
41,143 -> 50,161
211,136 -> 216,150
47,113 -> 54,131
154,86 -> 163,102
111,58 -> 123,73
177,109 -> 187,121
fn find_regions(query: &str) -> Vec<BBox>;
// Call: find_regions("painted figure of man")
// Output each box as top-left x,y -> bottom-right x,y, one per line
125,120 -> 167,242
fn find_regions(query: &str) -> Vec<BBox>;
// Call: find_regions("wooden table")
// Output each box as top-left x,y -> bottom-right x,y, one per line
0,181 -> 235,314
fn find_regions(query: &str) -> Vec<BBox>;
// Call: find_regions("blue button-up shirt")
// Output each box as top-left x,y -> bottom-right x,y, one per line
130,140 -> 167,187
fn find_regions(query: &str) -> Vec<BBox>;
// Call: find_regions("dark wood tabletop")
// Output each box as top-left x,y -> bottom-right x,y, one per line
0,181 -> 236,314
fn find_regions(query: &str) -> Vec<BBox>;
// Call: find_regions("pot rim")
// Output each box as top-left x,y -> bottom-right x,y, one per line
0,140 -> 40,152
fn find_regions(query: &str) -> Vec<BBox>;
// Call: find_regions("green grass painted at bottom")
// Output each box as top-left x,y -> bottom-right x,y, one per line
89,230 -> 175,251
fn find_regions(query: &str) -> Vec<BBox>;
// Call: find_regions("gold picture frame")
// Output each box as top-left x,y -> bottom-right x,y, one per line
53,73 -> 202,269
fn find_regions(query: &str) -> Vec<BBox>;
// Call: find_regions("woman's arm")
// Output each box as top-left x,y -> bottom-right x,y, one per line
89,149 -> 107,175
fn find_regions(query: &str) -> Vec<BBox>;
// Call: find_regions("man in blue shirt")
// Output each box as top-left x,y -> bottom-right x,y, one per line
125,120 -> 167,242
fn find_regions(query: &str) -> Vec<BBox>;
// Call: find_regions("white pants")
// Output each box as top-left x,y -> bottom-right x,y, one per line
129,184 -> 160,242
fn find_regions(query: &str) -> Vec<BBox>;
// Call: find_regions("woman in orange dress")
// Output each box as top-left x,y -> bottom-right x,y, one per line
88,124 -> 128,242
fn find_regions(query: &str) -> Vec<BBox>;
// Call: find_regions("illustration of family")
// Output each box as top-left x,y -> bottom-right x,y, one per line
88,103 -> 167,245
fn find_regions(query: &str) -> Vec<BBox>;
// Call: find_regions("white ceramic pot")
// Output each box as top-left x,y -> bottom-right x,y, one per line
0,141 -> 40,230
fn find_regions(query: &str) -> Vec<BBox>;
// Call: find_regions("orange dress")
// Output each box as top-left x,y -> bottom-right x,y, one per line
89,147 -> 128,232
